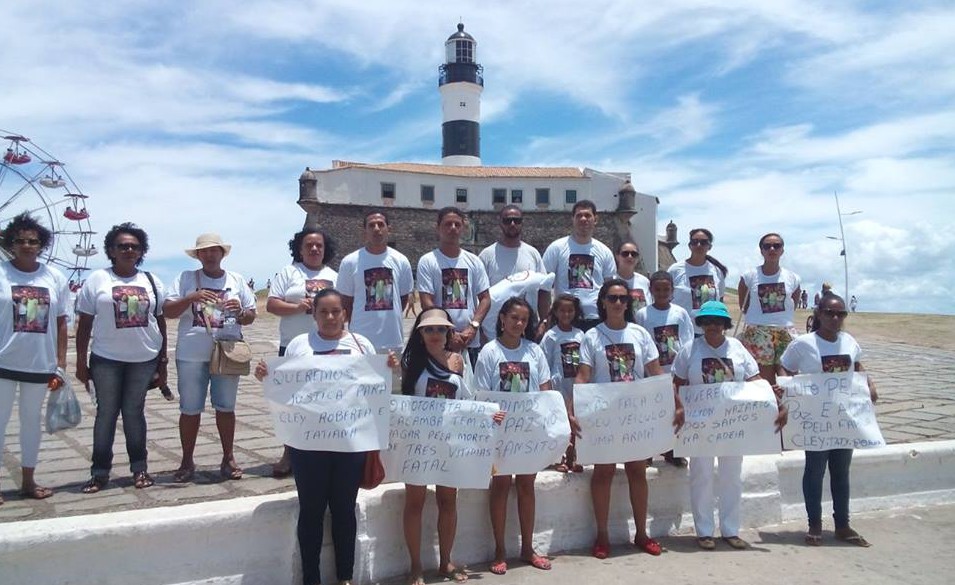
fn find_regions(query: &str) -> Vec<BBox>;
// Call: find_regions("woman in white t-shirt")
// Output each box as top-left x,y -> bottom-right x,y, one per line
780,293 -> 876,548
576,279 -> 664,559
163,233 -> 256,484
667,228 -> 728,333
672,301 -> 787,550
0,213 -> 68,502
266,227 -> 338,478
474,297 -> 554,575
613,240 -> 652,317
76,222 -> 167,493
738,233 -> 802,385
255,288 -> 384,585
399,307 -> 471,585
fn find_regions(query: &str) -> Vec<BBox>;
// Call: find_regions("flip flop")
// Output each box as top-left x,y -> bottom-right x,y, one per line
489,560 -> 507,575
523,555 -> 551,570
439,565 -> 469,583
805,532 -> 822,546
836,529 -> 871,547
220,462 -> 243,480
173,466 -> 195,483
19,485 -> 53,500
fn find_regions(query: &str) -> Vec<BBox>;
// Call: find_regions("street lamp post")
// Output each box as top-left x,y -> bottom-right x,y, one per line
825,191 -> 862,301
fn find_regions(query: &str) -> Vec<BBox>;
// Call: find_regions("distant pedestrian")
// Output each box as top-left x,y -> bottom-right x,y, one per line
850,296 -> 858,312
801,290 -> 809,309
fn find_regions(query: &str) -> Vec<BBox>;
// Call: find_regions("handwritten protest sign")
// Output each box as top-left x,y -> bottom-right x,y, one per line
263,354 -> 390,452
675,379 -> 780,457
573,375 -> 675,464
779,372 -> 884,450
383,396 -> 500,489
474,390 -> 570,475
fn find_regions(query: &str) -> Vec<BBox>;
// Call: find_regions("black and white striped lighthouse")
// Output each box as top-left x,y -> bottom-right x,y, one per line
439,23 -> 483,166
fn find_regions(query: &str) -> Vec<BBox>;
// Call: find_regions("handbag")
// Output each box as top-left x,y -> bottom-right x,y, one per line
197,270 -> 253,376
350,333 -> 386,489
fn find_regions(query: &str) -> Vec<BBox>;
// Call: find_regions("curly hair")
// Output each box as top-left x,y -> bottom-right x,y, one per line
104,222 -> 149,267
495,296 -> 537,340
289,227 -> 336,265
1,212 -> 53,251
596,278 -> 635,323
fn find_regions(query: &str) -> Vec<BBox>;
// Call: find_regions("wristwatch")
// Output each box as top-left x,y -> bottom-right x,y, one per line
469,320 -> 480,329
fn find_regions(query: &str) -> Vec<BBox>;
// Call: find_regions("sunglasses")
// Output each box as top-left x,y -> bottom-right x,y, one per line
13,238 -> 41,246
760,243 -> 783,251
605,294 -> 629,304
619,250 -> 639,258
114,243 -> 142,252
689,239 -> 710,247
697,317 -> 726,327
502,217 -> 523,225
421,326 -> 450,334
820,309 -> 848,318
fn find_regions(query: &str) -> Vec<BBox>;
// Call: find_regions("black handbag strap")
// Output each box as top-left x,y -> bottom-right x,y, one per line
144,271 -> 160,318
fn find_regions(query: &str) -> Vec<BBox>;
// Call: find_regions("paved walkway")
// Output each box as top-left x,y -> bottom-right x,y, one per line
1,313 -> 953,522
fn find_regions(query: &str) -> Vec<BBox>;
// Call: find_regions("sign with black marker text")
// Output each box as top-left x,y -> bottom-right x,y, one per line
675,379 -> 780,457
779,372 -> 884,450
475,390 -> 570,475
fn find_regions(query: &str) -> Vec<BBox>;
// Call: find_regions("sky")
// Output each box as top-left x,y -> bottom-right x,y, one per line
1,1 -> 952,315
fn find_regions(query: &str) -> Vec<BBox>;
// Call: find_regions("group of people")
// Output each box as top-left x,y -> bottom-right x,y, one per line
0,201 -> 877,585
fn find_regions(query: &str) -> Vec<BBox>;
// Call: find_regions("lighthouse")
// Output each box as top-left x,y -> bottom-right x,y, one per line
439,23 -> 483,166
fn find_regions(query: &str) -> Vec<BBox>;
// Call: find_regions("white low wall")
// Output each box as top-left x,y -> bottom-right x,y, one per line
3,440 -> 955,585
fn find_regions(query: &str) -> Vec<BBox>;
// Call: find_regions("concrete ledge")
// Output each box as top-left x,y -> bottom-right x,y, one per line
3,440 -> 954,585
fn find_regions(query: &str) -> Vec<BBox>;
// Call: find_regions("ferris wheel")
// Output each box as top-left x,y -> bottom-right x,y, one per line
0,130 -> 97,286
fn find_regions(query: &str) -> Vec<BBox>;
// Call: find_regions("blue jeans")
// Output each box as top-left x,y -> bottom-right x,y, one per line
289,448 -> 366,585
90,353 -> 158,477
176,360 -> 239,414
803,449 -> 853,529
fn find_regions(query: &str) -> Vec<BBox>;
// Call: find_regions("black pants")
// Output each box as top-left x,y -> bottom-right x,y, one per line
289,447 -> 367,585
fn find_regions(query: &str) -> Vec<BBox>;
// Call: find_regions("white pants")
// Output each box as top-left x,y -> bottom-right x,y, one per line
689,455 -> 743,538
0,378 -> 48,469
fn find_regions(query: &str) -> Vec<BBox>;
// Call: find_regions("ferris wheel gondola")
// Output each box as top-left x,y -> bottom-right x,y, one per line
0,130 -> 96,284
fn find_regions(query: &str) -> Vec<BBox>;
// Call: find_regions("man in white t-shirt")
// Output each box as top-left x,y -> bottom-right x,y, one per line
542,200 -> 616,330
339,210 -> 414,353
479,205 -> 550,332
417,207 -> 490,365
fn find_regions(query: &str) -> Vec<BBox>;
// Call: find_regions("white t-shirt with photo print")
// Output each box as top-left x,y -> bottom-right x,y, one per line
268,263 -> 338,346
741,266 -> 801,327
539,326 -> 585,396
671,336 -> 759,385
0,262 -> 70,374
616,272 -> 653,316
634,304 -> 696,373
416,248 -> 490,349
167,269 -> 256,362
76,268 -> 165,363
479,241 -> 545,287
543,236 -> 616,320
780,331 -> 862,374
284,330 -> 376,357
579,322 -> 659,384
668,260 -> 726,332
337,247 -> 413,351
473,338 -> 552,393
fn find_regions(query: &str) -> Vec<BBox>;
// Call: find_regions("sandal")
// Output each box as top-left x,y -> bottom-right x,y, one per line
591,541 -> 610,559
523,555 -> 551,570
220,461 -> 243,480
173,466 -> 195,483
805,532 -> 823,546
81,476 -> 109,494
635,537 -> 664,555
835,528 -> 871,547
439,564 -> 468,583
133,471 -> 154,489
407,574 -> 426,585
19,485 -> 54,500
570,463 -> 584,473
489,560 -> 507,575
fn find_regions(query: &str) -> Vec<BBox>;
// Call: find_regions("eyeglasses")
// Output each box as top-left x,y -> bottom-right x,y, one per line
760,243 -> 783,251
114,243 -> 142,252
820,309 -> 848,318
697,317 -> 725,327
502,217 -> 523,225
605,294 -> 629,304
421,326 -> 450,334
619,250 -> 638,258
13,238 -> 41,246
689,239 -> 710,247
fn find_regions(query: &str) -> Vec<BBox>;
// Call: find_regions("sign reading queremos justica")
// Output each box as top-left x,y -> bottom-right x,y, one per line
474,390 -> 570,475
779,372 -> 885,451
675,379 -> 781,457
383,396 -> 500,489
262,354 -> 391,452
574,375 -> 676,464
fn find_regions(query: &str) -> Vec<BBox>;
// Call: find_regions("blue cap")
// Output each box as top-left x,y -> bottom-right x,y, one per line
695,300 -> 733,326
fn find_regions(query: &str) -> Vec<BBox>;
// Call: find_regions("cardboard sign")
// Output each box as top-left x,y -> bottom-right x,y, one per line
574,374 -> 675,464
263,354 -> 391,452
475,390 -> 570,475
383,396 -> 500,489
779,372 -> 885,450
675,379 -> 780,457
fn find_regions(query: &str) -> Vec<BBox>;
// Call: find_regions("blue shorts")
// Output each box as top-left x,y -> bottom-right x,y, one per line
176,360 -> 239,415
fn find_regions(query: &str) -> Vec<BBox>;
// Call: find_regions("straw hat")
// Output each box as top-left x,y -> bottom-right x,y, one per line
185,233 -> 232,259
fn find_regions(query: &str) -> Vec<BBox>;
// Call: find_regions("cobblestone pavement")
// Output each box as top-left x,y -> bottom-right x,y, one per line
1,313 -> 952,522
